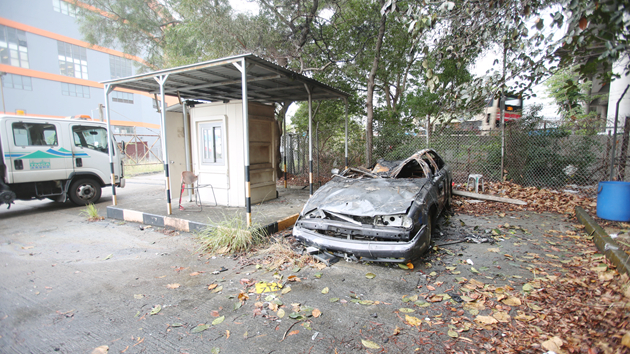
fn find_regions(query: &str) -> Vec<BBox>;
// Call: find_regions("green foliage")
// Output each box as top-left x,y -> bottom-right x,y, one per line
545,66 -> 607,134
197,214 -> 267,255
80,203 -> 102,221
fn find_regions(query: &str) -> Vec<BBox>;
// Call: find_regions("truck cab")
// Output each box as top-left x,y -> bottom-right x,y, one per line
0,115 -> 125,207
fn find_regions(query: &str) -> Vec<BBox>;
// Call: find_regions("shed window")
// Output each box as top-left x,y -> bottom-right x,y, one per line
199,122 -> 224,165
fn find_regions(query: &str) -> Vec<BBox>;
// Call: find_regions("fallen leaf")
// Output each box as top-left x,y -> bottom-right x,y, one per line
361,339 -> 381,349
541,336 -> 563,353
502,297 -> 521,306
104,254 -> 112,261
211,348 -> 220,354
281,286 -> 291,295
314,272 -> 323,279
171,323 -> 183,327
238,292 -> 249,302
312,309 -> 321,318
492,311 -> 511,323
622,333 -> 630,348
225,330 -> 230,339
91,345 -> 109,354
189,272 -> 201,276
166,283 -> 180,289
150,305 -> 161,315
487,248 -> 500,253
22,246 -> 34,250
134,294 -> 144,299
288,330 -> 299,336
365,273 -> 376,279
191,324 -> 210,333
474,315 -> 498,325
398,264 -> 409,270
208,284 -> 218,290
321,287 -> 329,294
277,309 -> 285,318
399,308 -> 414,313
212,316 -> 225,325
448,329 -> 458,338
212,286 -> 223,293
405,315 -> 422,326
329,297 -> 339,302
406,262 -> 414,269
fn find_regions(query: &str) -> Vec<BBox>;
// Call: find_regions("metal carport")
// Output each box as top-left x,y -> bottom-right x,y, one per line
100,54 -> 349,226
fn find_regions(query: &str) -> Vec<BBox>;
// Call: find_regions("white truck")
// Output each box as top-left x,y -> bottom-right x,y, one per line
0,115 -> 125,208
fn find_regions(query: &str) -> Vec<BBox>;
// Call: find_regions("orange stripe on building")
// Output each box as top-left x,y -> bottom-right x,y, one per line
0,64 -> 178,106
0,17 -> 153,68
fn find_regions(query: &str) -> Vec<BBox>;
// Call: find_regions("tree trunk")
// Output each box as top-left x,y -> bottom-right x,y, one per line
275,102 -> 292,177
365,5 -> 387,167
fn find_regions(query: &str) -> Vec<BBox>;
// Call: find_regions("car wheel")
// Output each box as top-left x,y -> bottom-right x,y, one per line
68,178 -> 102,205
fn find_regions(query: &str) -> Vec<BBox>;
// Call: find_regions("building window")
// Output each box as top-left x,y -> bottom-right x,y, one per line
111,91 -> 133,104
12,122 -> 58,146
61,83 -> 90,98
58,41 -> 88,79
2,74 -> 32,90
114,125 -> 134,134
199,122 -> 224,165
52,0 -> 77,17
109,55 -> 132,79
0,25 -> 29,68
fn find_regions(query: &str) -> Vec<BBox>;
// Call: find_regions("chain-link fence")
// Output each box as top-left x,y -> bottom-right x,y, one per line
282,119 -> 630,197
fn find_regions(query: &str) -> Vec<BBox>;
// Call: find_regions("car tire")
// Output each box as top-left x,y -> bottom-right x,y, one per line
68,178 -> 102,205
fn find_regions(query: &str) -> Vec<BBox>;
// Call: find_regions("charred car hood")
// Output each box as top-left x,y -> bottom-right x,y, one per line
303,177 -> 430,217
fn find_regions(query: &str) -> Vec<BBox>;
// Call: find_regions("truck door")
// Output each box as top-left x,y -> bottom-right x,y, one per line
70,124 -> 112,184
5,119 -> 72,183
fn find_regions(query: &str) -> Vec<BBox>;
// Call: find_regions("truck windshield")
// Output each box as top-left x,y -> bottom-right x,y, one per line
73,126 -> 109,154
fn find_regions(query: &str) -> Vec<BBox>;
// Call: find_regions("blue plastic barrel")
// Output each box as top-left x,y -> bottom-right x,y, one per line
597,181 -> 630,222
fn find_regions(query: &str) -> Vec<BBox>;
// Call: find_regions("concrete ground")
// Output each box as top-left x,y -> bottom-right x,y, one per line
0,184 -> 595,353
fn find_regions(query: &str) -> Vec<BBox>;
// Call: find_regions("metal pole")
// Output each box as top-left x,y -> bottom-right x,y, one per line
609,84 -> 630,181
284,102 -> 288,189
316,121 -> 319,187
345,99 -> 348,169
234,59 -> 251,227
305,84 -> 313,196
155,74 -> 172,215
182,100 -> 192,201
103,84 -> 116,205
500,41 -> 507,181
426,115 -> 429,148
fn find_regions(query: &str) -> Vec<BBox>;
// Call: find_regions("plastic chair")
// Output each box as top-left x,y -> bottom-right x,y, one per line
178,171 -> 217,211
467,174 -> 485,193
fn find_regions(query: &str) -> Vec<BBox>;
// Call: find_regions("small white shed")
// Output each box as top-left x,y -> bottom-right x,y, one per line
101,54 -> 349,224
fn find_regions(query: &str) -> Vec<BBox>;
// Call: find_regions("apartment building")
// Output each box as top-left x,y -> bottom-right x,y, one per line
0,0 -> 162,135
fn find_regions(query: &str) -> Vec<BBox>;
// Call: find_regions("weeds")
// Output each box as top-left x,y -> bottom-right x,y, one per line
80,203 -> 104,222
197,214 -> 267,255
255,236 -> 315,270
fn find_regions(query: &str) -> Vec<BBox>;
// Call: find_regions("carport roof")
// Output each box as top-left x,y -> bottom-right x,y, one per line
101,54 -> 349,103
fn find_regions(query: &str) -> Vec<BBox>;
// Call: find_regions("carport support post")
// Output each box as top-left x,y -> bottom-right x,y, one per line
305,84 -> 313,196
344,98 -> 348,169
284,102 -> 288,189
234,58 -> 252,227
182,100 -> 193,201
103,84 -> 117,205
155,75 -> 172,215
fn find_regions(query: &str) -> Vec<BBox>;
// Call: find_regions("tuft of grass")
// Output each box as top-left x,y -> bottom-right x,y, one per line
80,203 -> 104,221
123,163 -> 164,177
197,215 -> 267,255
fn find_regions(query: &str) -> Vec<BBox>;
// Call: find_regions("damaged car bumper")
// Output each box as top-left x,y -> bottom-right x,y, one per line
293,220 -> 430,262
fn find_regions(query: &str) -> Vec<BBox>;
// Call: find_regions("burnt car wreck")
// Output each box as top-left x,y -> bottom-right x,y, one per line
293,149 -> 452,262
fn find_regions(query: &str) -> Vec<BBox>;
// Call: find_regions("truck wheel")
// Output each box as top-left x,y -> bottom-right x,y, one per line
68,178 -> 102,205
